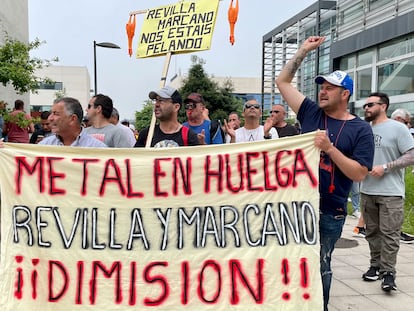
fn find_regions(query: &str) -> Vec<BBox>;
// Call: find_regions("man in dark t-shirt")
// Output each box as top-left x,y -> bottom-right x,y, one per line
270,104 -> 299,137
276,36 -> 374,310
135,85 -> 198,147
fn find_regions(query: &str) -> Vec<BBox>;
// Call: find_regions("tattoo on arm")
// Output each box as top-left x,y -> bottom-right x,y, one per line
286,49 -> 306,76
389,148 -> 414,170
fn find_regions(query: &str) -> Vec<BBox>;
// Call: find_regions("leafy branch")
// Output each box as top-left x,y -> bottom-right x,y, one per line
0,33 -> 58,94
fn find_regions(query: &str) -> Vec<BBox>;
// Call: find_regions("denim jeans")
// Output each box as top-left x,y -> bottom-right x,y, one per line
350,182 -> 360,213
319,213 -> 346,311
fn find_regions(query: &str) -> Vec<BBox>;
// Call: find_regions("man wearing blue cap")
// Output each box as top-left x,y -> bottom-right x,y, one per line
276,36 -> 375,311
135,85 -> 199,148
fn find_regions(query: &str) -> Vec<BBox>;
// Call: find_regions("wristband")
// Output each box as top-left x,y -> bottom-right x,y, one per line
264,135 -> 272,140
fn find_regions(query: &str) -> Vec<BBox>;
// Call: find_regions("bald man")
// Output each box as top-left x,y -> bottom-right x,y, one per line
270,104 -> 298,137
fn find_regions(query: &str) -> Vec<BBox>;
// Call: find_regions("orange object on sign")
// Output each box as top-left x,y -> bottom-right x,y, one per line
228,0 -> 239,45
126,14 -> 136,57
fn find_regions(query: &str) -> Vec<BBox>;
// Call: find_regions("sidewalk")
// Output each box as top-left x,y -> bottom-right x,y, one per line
329,216 -> 414,311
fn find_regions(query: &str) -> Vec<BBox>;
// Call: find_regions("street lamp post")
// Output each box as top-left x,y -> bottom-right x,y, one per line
93,40 -> 120,95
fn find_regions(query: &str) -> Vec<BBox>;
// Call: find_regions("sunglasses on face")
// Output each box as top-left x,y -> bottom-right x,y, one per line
245,104 -> 260,109
185,102 -> 199,110
270,110 -> 281,114
362,102 -> 383,109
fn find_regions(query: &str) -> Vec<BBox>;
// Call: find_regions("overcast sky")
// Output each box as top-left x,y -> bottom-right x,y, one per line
29,0 -> 315,119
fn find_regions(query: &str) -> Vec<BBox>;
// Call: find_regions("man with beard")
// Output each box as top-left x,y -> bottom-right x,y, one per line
275,36 -> 374,311
360,92 -> 414,292
135,85 -> 198,148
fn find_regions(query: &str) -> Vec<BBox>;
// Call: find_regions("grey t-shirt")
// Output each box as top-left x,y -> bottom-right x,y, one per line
361,119 -> 414,197
84,124 -> 131,148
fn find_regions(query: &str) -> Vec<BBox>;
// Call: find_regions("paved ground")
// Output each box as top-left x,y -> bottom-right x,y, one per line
329,216 -> 414,311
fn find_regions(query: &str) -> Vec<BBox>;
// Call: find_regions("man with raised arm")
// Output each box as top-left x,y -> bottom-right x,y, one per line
276,36 -> 374,311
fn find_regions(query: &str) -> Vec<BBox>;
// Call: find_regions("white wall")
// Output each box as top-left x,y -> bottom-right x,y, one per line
0,0 -> 29,108
30,66 -> 91,110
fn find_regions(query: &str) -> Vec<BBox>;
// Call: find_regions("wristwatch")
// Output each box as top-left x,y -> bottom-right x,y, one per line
382,164 -> 389,173
264,134 -> 272,140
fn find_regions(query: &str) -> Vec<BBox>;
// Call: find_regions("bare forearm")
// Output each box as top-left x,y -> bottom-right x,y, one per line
277,47 -> 307,84
325,146 -> 369,181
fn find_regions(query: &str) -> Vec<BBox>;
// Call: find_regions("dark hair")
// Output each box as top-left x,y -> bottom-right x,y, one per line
56,97 -> 84,125
369,92 -> 390,111
40,111 -> 50,120
171,90 -> 182,106
229,111 -> 240,119
14,99 -> 24,110
92,94 -> 113,119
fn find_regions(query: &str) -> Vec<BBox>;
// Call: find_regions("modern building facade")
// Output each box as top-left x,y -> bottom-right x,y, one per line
30,66 -> 91,114
263,0 -> 414,118
332,0 -> 414,116
0,0 -> 30,107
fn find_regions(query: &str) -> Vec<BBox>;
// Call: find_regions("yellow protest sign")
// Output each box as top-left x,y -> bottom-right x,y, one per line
0,133 -> 323,310
137,0 -> 219,58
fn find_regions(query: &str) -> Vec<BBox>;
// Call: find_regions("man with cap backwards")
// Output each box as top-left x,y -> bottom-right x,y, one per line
135,85 -> 198,148
276,36 -> 374,311
183,92 -> 224,145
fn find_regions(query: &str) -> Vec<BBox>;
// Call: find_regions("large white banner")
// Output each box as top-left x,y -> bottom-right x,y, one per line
0,132 -> 322,310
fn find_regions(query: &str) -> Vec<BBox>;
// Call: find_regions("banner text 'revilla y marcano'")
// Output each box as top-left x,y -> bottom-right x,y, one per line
137,0 -> 219,58
0,132 -> 323,310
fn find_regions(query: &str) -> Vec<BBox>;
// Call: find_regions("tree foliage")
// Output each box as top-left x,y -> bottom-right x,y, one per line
0,34 -> 56,94
179,55 -> 242,122
134,56 -> 243,129
135,100 -> 154,132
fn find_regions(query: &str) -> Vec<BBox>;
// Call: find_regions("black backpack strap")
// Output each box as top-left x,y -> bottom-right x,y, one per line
209,120 -> 225,143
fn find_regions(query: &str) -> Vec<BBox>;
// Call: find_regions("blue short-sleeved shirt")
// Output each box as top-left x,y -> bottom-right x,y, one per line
297,98 -> 374,216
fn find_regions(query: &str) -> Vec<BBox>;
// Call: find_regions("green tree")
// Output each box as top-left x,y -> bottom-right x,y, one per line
135,100 -> 154,131
134,56 -> 243,130
179,55 -> 242,122
0,34 -> 57,94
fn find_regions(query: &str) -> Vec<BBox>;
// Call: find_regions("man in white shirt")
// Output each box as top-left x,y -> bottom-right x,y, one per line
225,100 -> 278,143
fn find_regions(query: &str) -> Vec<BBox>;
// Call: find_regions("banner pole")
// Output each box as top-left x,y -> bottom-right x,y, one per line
145,51 -> 172,148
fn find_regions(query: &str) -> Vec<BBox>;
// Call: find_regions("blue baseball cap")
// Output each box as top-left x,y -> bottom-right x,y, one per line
315,70 -> 353,96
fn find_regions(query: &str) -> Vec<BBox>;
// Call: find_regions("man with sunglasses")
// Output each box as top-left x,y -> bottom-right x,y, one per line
269,104 -> 299,137
226,99 -> 278,143
360,93 -> 414,292
183,93 -> 224,145
276,36 -> 374,311
135,86 -> 198,148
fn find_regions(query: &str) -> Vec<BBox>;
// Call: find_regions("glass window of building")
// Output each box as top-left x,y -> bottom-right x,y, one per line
358,49 -> 373,67
378,58 -> 414,95
339,3 -> 363,25
340,55 -> 356,70
37,81 -> 63,90
379,35 -> 414,61
318,54 -> 330,73
369,0 -> 394,11
357,68 -> 372,99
